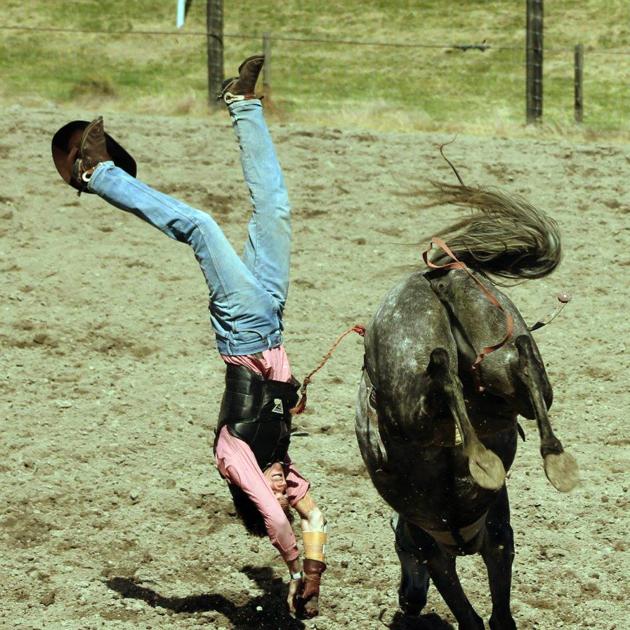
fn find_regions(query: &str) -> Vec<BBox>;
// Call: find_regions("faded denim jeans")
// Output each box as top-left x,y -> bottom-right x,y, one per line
88,100 -> 290,355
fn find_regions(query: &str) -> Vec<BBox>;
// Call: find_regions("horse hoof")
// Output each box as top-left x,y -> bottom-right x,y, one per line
544,451 -> 579,492
468,445 -> 506,490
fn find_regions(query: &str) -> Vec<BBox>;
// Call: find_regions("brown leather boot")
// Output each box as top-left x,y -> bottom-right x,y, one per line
296,559 -> 326,618
218,55 -> 265,104
70,116 -> 111,191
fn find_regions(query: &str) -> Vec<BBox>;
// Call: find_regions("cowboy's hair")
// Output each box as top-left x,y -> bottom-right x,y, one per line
228,484 -> 293,537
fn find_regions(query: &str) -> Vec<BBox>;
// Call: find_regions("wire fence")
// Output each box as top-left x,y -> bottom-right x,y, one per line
1,23 -> 629,133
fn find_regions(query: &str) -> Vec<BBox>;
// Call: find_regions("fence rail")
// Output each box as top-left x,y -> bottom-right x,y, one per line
4,24 -> 630,54
1,24 -> 629,132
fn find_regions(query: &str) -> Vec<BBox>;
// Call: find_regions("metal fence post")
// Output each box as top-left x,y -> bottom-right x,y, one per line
574,44 -> 584,123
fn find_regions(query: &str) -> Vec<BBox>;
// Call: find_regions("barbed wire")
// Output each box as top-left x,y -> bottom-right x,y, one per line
2,24 -> 630,56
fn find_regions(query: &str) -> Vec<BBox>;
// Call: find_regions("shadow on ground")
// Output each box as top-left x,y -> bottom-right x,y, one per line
389,610 -> 454,629
106,565 -> 305,629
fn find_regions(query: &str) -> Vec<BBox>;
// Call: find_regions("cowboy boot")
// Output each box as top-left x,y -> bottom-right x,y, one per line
70,116 -> 111,192
218,55 -> 265,104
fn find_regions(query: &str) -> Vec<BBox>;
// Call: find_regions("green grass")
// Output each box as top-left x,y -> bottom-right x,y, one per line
1,0 -> 629,139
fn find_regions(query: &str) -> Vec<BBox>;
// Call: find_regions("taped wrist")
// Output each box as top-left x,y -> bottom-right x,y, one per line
303,531 -> 327,562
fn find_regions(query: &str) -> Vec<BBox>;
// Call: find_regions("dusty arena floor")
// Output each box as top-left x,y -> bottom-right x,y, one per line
1,105 -> 628,629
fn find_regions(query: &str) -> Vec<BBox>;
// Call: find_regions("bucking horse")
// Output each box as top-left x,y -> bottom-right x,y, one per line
355,181 -> 579,629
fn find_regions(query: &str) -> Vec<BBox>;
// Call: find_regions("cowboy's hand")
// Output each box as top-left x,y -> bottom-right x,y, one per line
287,575 -> 302,614
296,559 -> 326,618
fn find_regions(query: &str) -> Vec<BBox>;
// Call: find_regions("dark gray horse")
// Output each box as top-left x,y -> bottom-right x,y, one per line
355,183 -> 578,629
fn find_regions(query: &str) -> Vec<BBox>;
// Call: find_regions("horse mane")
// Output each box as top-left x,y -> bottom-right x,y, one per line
424,182 -> 562,280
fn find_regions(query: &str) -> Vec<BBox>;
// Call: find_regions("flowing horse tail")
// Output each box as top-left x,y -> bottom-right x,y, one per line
425,183 -> 561,280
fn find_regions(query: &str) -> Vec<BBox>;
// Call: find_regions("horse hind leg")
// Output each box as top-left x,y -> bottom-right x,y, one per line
429,348 -> 505,490
391,514 -> 430,617
515,335 -> 579,492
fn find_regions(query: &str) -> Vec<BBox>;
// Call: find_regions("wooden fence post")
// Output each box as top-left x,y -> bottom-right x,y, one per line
526,0 -> 543,123
574,44 -> 584,123
263,33 -> 272,101
207,0 -> 224,109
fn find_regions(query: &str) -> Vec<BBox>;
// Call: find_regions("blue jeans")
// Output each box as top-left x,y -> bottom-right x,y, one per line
88,100 -> 290,355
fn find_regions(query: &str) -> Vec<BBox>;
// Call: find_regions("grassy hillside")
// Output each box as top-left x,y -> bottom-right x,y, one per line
1,1 -> 629,138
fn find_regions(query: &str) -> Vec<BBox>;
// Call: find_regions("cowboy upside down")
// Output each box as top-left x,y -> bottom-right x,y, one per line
52,54 -> 326,618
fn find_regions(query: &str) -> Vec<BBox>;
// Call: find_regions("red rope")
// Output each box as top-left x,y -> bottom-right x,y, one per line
291,324 -> 366,415
423,237 -> 514,390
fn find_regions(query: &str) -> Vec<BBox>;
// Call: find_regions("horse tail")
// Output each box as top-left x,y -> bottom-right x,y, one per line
425,183 -> 562,280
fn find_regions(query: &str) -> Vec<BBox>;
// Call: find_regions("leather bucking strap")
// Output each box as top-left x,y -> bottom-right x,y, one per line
422,511 -> 488,550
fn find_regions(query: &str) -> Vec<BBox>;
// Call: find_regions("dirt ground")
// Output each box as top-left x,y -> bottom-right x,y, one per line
1,104 -> 628,630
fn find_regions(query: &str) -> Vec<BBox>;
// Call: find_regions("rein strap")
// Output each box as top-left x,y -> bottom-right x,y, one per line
291,324 -> 366,415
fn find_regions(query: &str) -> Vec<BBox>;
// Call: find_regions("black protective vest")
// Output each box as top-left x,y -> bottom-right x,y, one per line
215,364 -> 300,470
